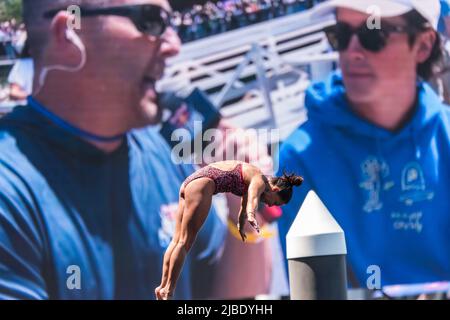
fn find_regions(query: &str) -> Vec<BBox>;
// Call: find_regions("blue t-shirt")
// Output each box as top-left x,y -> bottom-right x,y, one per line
0,105 -> 225,299
439,0 -> 450,33
277,72 -> 450,287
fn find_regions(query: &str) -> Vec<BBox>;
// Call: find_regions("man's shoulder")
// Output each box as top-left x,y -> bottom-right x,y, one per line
129,126 -> 178,165
281,120 -> 325,157
0,111 -> 46,193
0,123 -> 25,161
129,126 -> 195,177
0,135 -> 35,185
0,133 -> 37,222
0,112 -> 31,160
130,126 -> 170,153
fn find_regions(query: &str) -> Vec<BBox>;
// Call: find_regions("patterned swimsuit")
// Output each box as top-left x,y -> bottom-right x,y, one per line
182,164 -> 247,197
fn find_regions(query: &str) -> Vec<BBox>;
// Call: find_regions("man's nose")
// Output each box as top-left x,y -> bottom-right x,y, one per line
345,34 -> 365,59
159,27 -> 181,58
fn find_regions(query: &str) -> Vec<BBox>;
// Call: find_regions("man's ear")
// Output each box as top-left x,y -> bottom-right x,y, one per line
49,11 -> 72,46
415,30 -> 437,64
272,186 -> 281,192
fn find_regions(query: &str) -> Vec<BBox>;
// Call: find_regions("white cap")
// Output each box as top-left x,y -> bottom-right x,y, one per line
286,191 -> 347,259
312,0 -> 441,30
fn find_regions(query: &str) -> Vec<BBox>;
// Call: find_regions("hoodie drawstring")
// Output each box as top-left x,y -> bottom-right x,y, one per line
411,127 -> 421,161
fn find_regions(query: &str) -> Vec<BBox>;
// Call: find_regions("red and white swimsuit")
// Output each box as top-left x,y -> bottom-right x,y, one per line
182,164 -> 247,197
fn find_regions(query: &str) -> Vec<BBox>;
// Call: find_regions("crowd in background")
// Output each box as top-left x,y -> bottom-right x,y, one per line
0,19 -> 26,60
172,0 -> 325,42
0,0 -> 324,102
0,0 -> 326,59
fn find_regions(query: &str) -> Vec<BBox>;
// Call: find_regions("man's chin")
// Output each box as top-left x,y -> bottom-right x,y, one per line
344,82 -> 377,105
139,101 -> 163,126
136,79 -> 163,126
345,92 -> 376,107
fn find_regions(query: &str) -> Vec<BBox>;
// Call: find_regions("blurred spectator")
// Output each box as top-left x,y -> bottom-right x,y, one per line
0,0 -> 226,300
278,0 -> 450,288
13,24 -> 27,55
7,41 -> 34,101
0,19 -> 26,60
0,0 -> 277,300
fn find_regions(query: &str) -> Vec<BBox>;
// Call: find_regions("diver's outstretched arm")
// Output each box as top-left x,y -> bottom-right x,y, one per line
245,176 -> 265,233
237,194 -> 248,242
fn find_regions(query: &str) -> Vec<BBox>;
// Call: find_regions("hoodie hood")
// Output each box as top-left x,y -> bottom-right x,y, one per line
305,71 -> 445,141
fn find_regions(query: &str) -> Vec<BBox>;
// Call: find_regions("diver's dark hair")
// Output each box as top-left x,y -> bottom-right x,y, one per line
402,10 -> 444,80
269,171 -> 303,204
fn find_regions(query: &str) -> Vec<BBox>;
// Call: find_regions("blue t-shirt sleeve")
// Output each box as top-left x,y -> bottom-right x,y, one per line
0,192 -> 48,300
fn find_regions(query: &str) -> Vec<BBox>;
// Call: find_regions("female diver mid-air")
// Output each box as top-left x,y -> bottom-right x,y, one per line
155,160 -> 303,300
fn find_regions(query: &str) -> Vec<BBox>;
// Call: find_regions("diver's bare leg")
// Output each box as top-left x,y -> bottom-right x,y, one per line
160,187 -> 213,300
155,197 -> 185,300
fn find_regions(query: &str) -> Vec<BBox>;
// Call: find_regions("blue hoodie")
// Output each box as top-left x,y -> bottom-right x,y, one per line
0,105 -> 226,299
277,71 -> 450,287
439,1 -> 450,33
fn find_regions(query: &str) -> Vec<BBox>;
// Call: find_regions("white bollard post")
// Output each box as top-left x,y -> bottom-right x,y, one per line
286,191 -> 348,300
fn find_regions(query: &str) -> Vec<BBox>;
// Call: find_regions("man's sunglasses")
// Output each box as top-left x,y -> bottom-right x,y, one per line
323,21 -> 422,53
43,4 -> 172,37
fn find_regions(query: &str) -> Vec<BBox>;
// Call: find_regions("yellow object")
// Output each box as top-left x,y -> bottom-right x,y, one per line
227,217 -> 275,244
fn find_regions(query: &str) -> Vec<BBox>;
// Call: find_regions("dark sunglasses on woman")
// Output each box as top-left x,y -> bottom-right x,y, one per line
43,4 -> 172,37
323,21 -> 424,53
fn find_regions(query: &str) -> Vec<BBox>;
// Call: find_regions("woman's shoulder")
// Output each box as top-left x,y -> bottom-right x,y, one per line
242,163 -> 266,183
241,161 -> 262,172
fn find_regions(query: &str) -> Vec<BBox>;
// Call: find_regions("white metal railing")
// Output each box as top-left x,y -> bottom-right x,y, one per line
159,11 -> 335,93
158,10 -> 338,142
0,59 -> 15,67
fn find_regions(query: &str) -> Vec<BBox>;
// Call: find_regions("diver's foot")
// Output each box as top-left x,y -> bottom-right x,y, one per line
155,286 -> 162,300
160,288 -> 173,300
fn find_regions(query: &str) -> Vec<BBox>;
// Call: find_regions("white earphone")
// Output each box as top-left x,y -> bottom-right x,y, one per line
35,28 -> 87,95
65,29 -> 83,49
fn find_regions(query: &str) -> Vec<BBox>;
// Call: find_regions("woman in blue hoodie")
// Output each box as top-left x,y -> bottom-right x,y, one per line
278,0 -> 450,288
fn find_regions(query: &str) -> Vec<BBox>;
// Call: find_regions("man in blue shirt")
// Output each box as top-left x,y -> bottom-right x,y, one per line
0,0 -> 226,299
278,0 -> 450,287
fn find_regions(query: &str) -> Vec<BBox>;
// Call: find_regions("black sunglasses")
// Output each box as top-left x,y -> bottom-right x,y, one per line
43,4 -> 172,37
323,21 -> 420,53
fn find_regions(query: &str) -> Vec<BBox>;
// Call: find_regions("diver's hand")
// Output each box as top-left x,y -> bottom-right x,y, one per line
237,210 -> 247,242
247,211 -> 260,234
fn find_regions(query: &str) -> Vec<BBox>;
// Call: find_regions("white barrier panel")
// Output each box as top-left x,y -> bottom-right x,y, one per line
158,10 -> 337,142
